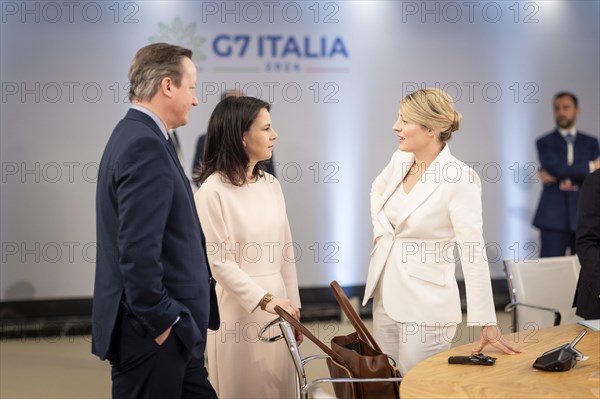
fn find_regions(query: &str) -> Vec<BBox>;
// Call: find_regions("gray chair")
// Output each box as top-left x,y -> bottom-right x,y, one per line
504,255 -> 582,332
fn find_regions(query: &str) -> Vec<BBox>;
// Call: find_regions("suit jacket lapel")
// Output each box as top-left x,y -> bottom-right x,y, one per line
374,152 -> 414,235
161,130 -> 213,277
164,137 -> 195,197
391,145 -> 452,233
552,130 -> 568,157
573,129 -> 586,159
381,152 -> 415,204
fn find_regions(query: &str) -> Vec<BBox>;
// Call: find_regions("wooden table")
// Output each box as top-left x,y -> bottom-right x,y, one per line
401,324 -> 600,398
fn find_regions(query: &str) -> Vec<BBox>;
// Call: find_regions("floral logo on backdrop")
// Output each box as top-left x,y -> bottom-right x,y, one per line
149,17 -> 206,63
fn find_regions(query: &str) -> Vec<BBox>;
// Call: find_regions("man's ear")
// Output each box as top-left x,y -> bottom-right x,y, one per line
161,77 -> 173,98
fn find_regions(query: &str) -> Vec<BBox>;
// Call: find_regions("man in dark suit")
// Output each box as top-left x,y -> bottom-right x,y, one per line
575,170 -> 600,319
533,92 -> 600,257
93,43 -> 219,399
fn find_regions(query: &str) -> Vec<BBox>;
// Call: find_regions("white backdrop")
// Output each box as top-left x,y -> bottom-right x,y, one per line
1,1 -> 599,300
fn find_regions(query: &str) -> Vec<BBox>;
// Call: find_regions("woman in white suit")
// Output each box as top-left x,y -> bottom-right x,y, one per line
363,88 -> 521,376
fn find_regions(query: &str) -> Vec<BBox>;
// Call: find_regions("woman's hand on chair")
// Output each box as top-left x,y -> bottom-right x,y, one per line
265,297 -> 300,320
473,325 -> 523,355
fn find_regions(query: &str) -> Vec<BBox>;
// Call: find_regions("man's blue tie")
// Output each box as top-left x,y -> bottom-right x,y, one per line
565,133 -> 575,145
565,133 -> 575,166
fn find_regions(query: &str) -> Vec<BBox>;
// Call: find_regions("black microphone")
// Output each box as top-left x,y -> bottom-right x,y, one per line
533,329 -> 587,372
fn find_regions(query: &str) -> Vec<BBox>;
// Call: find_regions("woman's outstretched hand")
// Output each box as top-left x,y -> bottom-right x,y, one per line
472,325 -> 523,355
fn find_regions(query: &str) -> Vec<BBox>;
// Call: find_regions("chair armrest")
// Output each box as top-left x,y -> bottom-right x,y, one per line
504,302 -> 562,325
257,317 -> 285,342
302,354 -> 330,366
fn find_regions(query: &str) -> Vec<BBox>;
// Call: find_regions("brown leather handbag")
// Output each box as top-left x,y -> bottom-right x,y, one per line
275,280 -> 401,398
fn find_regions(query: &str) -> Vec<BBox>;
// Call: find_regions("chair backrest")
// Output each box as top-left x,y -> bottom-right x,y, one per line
504,255 -> 582,332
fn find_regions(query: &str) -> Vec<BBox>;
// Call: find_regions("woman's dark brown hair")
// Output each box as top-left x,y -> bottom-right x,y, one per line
194,96 -> 271,186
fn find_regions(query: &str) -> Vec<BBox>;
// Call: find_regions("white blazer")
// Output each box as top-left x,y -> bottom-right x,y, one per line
362,145 -> 497,326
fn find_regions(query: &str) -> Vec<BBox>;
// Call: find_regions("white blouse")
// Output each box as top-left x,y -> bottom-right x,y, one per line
383,181 -> 408,230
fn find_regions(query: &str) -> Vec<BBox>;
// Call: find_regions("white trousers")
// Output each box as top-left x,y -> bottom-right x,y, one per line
372,294 -> 458,376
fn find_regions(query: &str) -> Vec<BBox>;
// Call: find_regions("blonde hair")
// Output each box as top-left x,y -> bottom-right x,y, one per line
400,88 -> 462,142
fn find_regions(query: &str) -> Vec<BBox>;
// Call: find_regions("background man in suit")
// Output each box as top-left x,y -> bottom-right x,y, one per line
191,89 -> 276,186
533,92 -> 600,257
574,170 -> 600,320
93,43 -> 219,399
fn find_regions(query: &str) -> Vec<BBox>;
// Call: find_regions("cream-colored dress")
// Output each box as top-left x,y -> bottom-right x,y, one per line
194,172 -> 301,399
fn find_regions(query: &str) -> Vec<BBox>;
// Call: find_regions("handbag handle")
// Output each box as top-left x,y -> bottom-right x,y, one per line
330,280 -> 383,353
274,305 -> 347,366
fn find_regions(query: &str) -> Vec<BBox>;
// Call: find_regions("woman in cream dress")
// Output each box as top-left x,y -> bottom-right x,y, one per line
363,88 -> 521,376
194,96 -> 301,399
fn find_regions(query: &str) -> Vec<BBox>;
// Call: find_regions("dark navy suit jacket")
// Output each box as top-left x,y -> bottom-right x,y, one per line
533,129 -> 599,232
93,109 -> 219,361
575,170 -> 600,319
